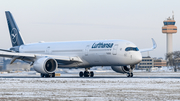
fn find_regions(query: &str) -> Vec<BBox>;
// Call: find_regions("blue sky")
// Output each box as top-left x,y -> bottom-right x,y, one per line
0,0 -> 180,58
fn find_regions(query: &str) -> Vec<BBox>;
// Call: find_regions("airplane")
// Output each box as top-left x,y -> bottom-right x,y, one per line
0,11 -> 157,78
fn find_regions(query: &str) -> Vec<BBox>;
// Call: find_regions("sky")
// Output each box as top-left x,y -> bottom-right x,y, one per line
0,0 -> 180,59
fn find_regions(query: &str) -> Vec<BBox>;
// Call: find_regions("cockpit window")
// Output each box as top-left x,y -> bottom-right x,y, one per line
125,47 -> 139,51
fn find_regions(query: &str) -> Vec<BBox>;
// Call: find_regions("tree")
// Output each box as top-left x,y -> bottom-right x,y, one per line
165,51 -> 180,72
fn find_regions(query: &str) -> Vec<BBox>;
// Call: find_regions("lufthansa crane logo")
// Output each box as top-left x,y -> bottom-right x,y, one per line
11,28 -> 18,44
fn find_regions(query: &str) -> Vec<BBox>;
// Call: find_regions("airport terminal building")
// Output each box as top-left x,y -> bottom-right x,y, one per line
136,57 -> 167,70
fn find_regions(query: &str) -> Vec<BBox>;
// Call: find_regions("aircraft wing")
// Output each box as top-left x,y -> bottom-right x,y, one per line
0,51 -> 83,64
0,51 -> 35,61
139,38 -> 157,53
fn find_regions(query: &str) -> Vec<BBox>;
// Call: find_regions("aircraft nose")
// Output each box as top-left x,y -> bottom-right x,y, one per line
134,53 -> 142,63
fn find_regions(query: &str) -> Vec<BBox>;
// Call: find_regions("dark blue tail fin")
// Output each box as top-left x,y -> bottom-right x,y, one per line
5,11 -> 24,47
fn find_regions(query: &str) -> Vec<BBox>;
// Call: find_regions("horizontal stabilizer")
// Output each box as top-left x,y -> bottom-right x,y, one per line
0,49 -> 12,52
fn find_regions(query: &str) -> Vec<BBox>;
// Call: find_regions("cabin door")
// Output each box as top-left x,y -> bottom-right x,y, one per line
85,45 -> 90,56
112,44 -> 118,55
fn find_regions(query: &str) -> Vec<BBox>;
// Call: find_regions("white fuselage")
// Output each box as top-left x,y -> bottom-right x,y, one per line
19,40 -> 142,68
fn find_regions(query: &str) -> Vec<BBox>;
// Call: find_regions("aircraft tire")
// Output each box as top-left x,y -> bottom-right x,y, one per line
49,74 -> 53,77
41,73 -> 45,77
79,71 -> 84,77
45,74 -> 50,78
84,71 -> 89,77
130,73 -> 133,77
90,71 -> 94,77
52,73 -> 55,77
127,73 -> 130,77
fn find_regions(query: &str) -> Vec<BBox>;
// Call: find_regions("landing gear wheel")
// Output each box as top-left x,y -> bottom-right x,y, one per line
84,71 -> 89,77
90,71 -> 94,77
127,73 -> 130,77
41,73 -> 45,77
79,71 -> 84,77
52,73 -> 55,77
130,73 -> 133,77
44,74 -> 50,78
126,73 -> 133,77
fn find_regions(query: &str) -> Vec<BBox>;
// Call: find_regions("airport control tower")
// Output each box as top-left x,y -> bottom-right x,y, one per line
162,12 -> 177,54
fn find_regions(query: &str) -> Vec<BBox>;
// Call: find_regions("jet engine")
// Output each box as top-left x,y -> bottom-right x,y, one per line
111,66 -> 129,74
33,57 -> 58,74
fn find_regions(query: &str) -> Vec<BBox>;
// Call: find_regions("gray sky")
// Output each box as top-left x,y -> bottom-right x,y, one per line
0,0 -> 180,58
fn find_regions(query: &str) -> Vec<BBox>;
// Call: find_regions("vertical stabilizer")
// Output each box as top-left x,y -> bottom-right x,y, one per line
5,11 -> 24,47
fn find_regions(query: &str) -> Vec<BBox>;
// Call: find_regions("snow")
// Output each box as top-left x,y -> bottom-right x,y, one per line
0,72 -> 179,100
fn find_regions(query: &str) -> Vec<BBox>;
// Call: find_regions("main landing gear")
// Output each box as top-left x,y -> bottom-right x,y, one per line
41,73 -> 55,78
126,65 -> 134,77
79,68 -> 94,77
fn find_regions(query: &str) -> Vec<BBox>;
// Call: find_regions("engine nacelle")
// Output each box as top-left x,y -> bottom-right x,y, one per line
111,66 -> 129,74
33,57 -> 58,74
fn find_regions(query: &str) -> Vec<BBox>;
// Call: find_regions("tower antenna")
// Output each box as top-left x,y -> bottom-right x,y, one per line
172,11 -> 174,20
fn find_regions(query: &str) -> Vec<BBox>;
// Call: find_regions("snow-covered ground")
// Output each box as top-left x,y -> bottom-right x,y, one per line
0,72 -> 180,100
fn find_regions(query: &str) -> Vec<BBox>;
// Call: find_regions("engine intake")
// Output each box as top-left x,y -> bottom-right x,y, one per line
33,57 -> 58,74
111,66 -> 129,74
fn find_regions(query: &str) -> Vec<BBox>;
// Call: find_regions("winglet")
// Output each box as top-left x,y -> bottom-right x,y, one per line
139,38 -> 157,53
151,38 -> 157,49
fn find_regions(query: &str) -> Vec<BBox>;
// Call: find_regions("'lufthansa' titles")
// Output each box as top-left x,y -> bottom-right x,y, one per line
92,42 -> 114,48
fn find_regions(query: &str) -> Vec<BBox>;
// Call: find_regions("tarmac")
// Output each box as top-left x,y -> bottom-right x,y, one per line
0,71 -> 179,101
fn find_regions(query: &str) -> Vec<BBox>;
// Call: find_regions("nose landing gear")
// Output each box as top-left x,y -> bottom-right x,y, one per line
127,73 -> 133,77
127,65 -> 134,77
79,68 -> 94,77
